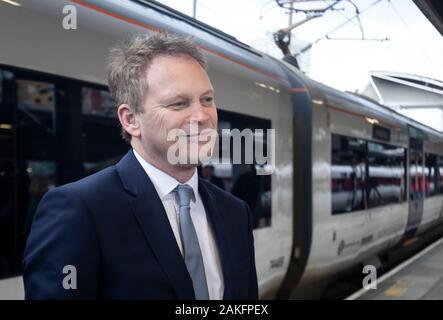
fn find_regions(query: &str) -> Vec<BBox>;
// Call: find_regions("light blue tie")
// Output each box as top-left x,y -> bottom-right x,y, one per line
174,184 -> 210,300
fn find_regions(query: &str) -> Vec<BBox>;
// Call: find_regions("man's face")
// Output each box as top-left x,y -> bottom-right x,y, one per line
136,54 -> 218,168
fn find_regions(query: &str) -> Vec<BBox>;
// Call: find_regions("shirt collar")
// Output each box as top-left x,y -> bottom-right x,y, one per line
133,149 -> 198,202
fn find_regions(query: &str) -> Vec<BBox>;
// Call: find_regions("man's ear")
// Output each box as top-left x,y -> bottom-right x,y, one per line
117,104 -> 141,138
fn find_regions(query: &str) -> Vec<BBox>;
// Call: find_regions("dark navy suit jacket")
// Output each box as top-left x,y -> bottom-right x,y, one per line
23,150 -> 258,299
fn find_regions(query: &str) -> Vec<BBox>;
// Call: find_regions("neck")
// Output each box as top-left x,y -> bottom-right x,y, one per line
132,144 -> 196,184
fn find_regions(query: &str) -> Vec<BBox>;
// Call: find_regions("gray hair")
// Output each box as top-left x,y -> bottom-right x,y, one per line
106,32 -> 206,142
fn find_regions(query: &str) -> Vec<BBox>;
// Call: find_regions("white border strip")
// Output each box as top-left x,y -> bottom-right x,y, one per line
345,236 -> 443,300
0,276 -> 24,300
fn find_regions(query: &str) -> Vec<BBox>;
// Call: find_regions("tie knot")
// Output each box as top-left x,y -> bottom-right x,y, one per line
174,184 -> 195,207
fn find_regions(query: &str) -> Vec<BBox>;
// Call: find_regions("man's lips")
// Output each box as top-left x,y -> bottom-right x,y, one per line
183,131 -> 215,138
184,134 -> 212,141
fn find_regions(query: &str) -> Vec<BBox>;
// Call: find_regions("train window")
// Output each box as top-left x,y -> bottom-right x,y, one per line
17,80 -> 55,112
23,160 -> 57,232
16,77 -> 58,243
409,148 -> 425,202
204,110 -> 272,229
0,67 -> 130,280
0,70 -> 13,105
0,69 -> 14,280
331,134 -> 367,214
0,69 -> 59,280
0,71 -> 3,103
438,156 -> 443,195
81,86 -> 128,176
373,124 -> 391,142
367,142 -> 406,208
82,87 -> 115,118
331,134 -> 407,215
16,78 -> 56,155
425,154 -> 439,197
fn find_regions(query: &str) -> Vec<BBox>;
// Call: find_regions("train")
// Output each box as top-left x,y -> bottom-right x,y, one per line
0,0 -> 443,299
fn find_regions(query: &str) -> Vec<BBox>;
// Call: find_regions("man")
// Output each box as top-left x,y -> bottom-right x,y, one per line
23,33 -> 258,299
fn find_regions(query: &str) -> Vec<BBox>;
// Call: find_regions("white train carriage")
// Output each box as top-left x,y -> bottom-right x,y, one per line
0,0 -> 442,299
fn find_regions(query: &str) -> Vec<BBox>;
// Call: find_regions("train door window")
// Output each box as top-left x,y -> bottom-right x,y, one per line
0,70 -> 3,103
15,77 -> 58,276
206,110 -> 272,229
17,80 -> 55,113
82,87 -> 114,118
425,154 -> 438,197
0,69 -> 15,280
410,148 -> 425,201
438,156 -> 443,194
81,86 -> 128,176
0,69 -> 129,280
331,134 -> 367,214
0,68 -> 59,280
367,142 -> 406,208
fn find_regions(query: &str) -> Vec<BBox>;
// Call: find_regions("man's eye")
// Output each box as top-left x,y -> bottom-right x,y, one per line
168,101 -> 188,109
202,97 -> 214,106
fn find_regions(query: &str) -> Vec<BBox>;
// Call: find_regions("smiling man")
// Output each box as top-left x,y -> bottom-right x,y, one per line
23,33 -> 258,300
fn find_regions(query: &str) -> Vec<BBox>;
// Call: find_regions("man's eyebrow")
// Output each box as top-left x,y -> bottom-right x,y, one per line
160,93 -> 189,103
200,89 -> 214,96
161,90 -> 214,102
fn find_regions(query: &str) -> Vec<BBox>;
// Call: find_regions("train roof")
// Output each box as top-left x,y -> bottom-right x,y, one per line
299,71 -> 443,140
4,0 -> 442,140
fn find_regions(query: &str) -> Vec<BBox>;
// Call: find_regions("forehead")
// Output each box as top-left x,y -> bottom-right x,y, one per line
145,54 -> 210,89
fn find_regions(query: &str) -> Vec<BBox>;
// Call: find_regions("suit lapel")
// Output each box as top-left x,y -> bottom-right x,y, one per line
198,179 -> 235,300
116,150 -> 195,299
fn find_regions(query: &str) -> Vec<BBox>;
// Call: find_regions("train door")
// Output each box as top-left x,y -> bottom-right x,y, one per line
0,67 -> 60,280
0,69 -> 16,280
405,127 -> 425,238
0,65 -> 129,282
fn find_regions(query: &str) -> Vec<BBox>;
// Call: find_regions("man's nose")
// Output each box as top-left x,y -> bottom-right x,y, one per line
189,101 -> 210,124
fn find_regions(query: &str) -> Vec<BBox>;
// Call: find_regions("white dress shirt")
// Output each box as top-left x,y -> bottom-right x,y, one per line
133,149 -> 224,300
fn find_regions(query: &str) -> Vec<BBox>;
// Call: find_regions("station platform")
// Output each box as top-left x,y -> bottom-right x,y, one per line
347,237 -> 443,300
